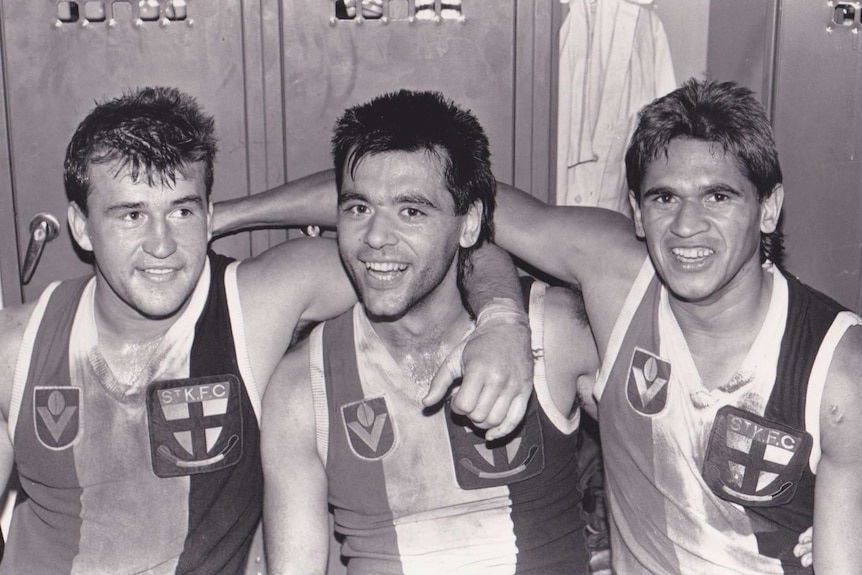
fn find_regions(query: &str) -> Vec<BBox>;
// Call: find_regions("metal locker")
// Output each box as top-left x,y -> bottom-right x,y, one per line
771,1 -> 862,313
0,0 -> 276,304
278,0 -> 558,213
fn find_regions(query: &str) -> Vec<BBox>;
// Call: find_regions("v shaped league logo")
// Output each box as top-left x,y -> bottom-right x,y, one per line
34,387 -> 81,450
627,348 -> 671,415
341,396 -> 396,460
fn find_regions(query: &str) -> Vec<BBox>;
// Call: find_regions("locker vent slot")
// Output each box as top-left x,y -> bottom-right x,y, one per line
55,0 -> 190,25
333,0 -> 464,23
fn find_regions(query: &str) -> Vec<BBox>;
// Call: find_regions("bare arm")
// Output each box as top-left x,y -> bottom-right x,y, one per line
236,237 -> 358,395
261,339 -> 330,574
212,170 -> 339,237
812,324 -> 862,573
0,304 -> 38,493
493,183 -> 647,354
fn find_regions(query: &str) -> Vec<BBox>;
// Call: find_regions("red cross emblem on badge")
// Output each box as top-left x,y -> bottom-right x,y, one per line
703,405 -> 813,507
445,395 -> 544,489
146,375 -> 244,478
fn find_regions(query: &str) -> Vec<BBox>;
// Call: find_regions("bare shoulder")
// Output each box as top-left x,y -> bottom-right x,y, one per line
0,302 -> 39,414
820,324 -> 862,458
236,237 -> 354,323
237,237 -> 339,299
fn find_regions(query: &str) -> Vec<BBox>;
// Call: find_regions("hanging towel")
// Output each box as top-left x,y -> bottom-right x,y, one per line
556,0 -> 676,215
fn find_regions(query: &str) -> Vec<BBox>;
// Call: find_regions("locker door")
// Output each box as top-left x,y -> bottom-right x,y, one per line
279,0 -> 556,203
771,1 -> 862,312
0,0 -> 268,304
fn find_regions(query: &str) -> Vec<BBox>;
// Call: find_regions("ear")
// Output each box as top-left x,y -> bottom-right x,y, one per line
67,202 -> 93,252
459,200 -> 483,248
760,184 -> 784,234
206,200 -> 214,242
629,190 -> 646,238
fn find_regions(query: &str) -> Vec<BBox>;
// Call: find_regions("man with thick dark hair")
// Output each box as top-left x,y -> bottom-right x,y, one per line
0,86 -> 532,574
261,89 -> 600,574
491,78 -> 860,573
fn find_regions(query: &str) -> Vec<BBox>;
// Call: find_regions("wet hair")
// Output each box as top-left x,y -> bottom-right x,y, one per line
625,78 -> 784,265
64,86 -> 217,213
332,89 -> 496,254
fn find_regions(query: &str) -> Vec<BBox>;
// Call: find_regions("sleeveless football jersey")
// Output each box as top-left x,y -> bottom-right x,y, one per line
311,281 -> 590,574
3,253 -> 263,575
595,258 -> 860,574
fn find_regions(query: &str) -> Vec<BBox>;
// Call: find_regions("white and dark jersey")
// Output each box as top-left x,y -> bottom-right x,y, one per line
595,258 -> 860,574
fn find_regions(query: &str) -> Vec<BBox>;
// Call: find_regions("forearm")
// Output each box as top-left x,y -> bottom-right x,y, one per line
212,169 -> 339,237
813,461 -> 862,572
263,492 -> 329,574
462,242 -> 524,316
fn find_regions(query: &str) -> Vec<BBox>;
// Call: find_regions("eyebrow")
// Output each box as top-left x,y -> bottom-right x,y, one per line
641,186 -> 672,198
338,190 -> 440,210
104,194 -> 204,213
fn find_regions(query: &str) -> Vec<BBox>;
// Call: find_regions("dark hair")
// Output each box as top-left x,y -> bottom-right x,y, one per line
625,78 -> 784,265
64,86 -> 217,213
332,89 -> 496,254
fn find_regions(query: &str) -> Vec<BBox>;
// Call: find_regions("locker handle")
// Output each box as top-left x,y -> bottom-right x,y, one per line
21,213 -> 60,285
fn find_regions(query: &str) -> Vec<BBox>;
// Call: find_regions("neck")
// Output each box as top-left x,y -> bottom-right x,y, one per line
669,264 -> 773,335
370,298 -> 472,352
669,265 -> 775,391
92,284 -> 179,350
368,286 -> 473,388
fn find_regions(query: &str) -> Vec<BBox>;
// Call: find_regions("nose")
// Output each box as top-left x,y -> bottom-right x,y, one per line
670,198 -> 709,237
363,211 -> 398,249
143,217 -> 178,258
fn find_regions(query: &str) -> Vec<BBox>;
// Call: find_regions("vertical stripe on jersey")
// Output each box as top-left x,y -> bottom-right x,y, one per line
5,279 -> 88,575
599,276 -> 678,574
322,312 -> 402,574
177,252 -> 263,574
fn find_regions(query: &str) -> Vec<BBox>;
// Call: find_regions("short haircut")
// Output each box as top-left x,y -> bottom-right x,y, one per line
625,78 -> 784,264
64,86 -> 217,213
332,89 -> 496,249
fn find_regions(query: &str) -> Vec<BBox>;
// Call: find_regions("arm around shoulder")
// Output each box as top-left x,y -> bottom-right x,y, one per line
211,170 -> 339,237
493,181 -> 646,292
261,338 -> 331,574
813,324 -> 862,573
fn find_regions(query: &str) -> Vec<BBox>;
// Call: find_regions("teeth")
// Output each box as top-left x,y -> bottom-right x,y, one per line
144,269 -> 174,275
366,262 -> 407,273
672,247 -> 713,259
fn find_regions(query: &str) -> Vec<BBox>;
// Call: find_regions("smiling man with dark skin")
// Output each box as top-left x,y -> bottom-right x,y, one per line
489,79 -> 860,573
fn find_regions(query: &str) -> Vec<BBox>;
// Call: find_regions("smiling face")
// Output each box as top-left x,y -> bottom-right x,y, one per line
68,160 -> 212,324
630,138 -> 782,306
337,150 -> 481,321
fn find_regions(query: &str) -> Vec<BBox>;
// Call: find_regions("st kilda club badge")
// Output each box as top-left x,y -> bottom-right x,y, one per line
445,394 -> 544,489
703,405 -> 812,507
146,375 -> 243,478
